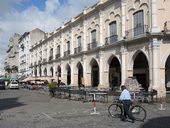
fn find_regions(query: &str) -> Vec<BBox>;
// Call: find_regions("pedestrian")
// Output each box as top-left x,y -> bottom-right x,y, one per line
119,85 -> 135,123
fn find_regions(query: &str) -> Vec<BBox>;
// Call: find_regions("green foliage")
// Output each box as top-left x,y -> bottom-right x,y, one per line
48,81 -> 56,89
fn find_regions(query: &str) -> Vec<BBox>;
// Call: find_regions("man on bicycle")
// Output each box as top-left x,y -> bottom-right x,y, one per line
119,85 -> 135,123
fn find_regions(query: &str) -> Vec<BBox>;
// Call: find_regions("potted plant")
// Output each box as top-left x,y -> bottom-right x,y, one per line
48,81 -> 56,97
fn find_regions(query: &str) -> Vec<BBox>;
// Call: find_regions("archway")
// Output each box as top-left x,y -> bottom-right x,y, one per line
109,56 -> 121,91
66,65 -> 71,85
39,67 -> 42,77
91,59 -> 99,87
77,62 -> 83,88
165,55 -> 170,91
34,67 -> 37,77
50,67 -> 53,77
44,68 -> 47,76
133,52 -> 149,91
57,66 -> 61,86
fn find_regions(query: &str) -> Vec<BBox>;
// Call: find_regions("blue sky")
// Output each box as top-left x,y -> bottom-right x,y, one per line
0,0 -> 98,72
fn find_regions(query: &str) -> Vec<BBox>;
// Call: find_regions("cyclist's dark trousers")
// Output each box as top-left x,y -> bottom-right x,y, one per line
122,100 -> 135,121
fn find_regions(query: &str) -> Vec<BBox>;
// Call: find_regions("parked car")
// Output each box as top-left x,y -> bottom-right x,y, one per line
8,81 -> 19,89
0,80 -> 6,90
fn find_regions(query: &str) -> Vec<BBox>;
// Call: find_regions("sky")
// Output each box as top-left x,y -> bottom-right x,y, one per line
0,0 -> 99,71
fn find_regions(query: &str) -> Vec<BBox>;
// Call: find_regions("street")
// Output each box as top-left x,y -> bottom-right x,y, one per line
0,89 -> 170,128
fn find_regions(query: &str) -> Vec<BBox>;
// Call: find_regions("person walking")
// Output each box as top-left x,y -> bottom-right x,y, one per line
119,85 -> 135,123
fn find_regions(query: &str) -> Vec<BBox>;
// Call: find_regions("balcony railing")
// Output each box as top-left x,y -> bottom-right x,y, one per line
43,58 -> 47,62
105,35 -> 118,45
74,46 -> 82,54
55,53 -> 60,59
38,60 -> 41,64
64,50 -> 70,57
87,41 -> 97,50
34,62 -> 37,66
164,21 -> 170,32
125,25 -> 149,39
49,56 -> 53,61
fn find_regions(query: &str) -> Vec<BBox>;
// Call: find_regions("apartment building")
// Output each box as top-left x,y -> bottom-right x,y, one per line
18,28 -> 45,78
30,0 -> 170,97
5,33 -> 21,79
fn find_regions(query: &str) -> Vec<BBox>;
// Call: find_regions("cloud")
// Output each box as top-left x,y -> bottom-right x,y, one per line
0,0 -> 99,71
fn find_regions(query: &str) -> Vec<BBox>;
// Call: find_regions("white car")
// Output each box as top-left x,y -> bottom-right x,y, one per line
8,81 -> 19,89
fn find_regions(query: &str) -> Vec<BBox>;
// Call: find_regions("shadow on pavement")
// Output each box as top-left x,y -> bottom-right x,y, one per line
140,116 -> 170,128
0,97 -> 25,111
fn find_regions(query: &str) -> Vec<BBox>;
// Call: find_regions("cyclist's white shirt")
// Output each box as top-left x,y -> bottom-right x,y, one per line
119,89 -> 131,100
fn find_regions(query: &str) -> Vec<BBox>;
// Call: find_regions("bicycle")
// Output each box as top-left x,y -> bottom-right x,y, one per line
108,100 -> 146,121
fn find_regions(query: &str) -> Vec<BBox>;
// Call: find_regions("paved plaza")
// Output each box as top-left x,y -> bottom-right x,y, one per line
0,89 -> 170,128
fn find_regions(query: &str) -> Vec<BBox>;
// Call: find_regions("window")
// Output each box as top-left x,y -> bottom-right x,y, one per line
67,41 -> 70,54
109,21 -> 117,43
91,30 -> 97,49
50,48 -> 53,56
133,10 -> 144,36
77,36 -> 81,47
91,30 -> 96,43
57,45 -> 60,54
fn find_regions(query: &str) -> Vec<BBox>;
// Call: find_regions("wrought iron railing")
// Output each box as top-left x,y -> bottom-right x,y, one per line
49,56 -> 53,61
164,21 -> 170,32
105,35 -> 118,45
74,46 -> 82,54
125,25 -> 149,39
64,50 -> 70,57
87,41 -> 97,50
55,53 -> 60,59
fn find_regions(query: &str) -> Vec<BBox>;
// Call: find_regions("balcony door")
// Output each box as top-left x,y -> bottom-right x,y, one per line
133,10 -> 144,36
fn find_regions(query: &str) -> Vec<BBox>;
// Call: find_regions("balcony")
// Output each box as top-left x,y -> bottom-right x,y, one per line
49,56 -> 53,61
164,21 -> 170,32
64,50 -> 70,57
105,35 -> 118,45
87,41 -> 97,50
34,62 -> 37,66
55,53 -> 60,59
38,60 -> 41,65
74,46 -> 82,54
125,25 -> 149,39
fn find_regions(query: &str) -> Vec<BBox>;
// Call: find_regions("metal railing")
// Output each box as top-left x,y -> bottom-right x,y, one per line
105,35 -> 118,45
125,25 -> 149,39
74,46 -> 82,54
49,56 -> 53,61
55,53 -> 60,59
164,21 -> 170,32
64,50 -> 70,57
87,41 -> 97,50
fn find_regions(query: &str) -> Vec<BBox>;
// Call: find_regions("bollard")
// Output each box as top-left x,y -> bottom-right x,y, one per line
90,93 -> 100,115
159,91 -> 165,111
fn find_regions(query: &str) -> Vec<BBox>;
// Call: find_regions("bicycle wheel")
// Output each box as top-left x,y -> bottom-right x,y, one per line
130,105 -> 146,121
108,103 -> 122,118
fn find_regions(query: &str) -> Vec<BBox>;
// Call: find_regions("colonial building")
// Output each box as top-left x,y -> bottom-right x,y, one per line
30,0 -> 170,97
5,33 -> 21,79
18,28 -> 45,78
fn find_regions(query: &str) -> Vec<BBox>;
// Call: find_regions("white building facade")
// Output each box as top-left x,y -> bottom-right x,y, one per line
5,33 -> 21,79
18,28 -> 45,78
30,0 -> 170,97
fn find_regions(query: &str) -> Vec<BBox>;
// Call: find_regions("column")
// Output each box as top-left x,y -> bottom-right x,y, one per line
120,45 -> 127,85
121,0 -> 126,38
99,52 -> 104,88
71,27 -> 74,55
83,20 -> 87,51
99,11 -> 104,46
61,61 -> 67,84
60,33 -> 64,57
151,0 -> 158,32
151,38 -> 160,89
